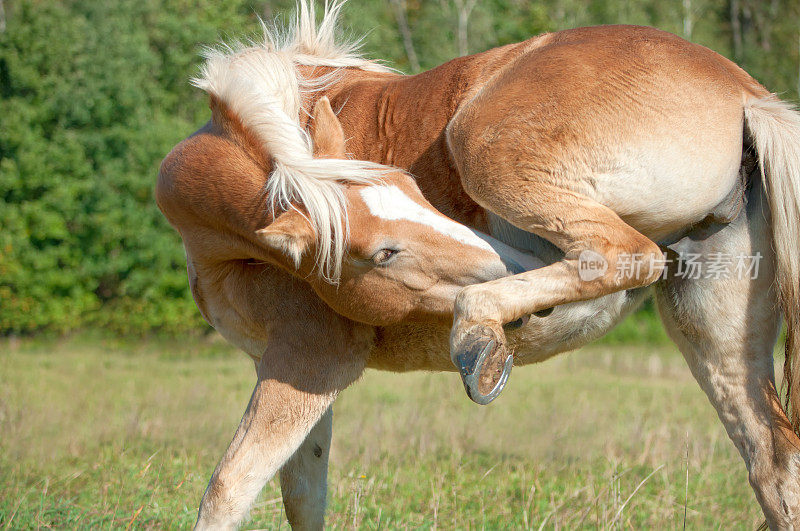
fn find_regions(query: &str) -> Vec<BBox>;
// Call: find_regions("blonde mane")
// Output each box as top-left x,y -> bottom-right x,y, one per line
191,0 -> 394,282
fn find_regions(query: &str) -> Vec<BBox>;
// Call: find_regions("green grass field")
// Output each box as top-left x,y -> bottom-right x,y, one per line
0,336 -> 765,529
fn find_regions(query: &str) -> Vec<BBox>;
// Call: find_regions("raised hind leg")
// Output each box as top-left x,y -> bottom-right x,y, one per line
448,178 -> 664,402
279,408 -> 333,530
445,127 -> 666,402
442,54 -> 748,403
194,329 -> 367,530
656,185 -> 800,528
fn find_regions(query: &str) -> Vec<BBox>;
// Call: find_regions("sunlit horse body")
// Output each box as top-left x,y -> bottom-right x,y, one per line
157,2 -> 800,528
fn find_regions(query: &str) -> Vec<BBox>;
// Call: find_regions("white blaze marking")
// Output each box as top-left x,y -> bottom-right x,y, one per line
359,185 -> 495,253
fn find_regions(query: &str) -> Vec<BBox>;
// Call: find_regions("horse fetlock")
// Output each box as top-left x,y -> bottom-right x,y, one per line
454,285 -> 504,324
194,507 -> 238,531
450,321 -> 513,405
750,475 -> 800,528
748,449 -> 800,528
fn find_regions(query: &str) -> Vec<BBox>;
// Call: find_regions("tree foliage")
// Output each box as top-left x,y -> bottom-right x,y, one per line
1,0 -> 798,335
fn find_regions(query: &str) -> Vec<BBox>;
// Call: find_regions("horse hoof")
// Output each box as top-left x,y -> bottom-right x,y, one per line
453,326 -> 513,405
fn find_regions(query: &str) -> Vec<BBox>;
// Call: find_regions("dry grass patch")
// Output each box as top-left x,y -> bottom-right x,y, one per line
0,337 -> 762,528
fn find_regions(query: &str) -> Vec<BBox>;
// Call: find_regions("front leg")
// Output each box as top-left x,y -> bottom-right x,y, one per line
279,408 -> 333,530
195,340 -> 365,530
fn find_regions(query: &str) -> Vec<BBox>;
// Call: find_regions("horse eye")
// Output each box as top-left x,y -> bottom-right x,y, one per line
372,248 -> 399,265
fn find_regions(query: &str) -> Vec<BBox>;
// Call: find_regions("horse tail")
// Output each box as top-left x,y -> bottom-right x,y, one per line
745,95 -> 800,434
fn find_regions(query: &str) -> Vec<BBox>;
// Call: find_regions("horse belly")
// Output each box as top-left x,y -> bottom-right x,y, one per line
587,131 -> 743,242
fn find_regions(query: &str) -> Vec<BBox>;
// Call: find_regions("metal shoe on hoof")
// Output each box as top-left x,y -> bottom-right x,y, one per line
454,331 -> 513,405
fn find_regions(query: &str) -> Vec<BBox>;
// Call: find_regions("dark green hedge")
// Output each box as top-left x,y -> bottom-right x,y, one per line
0,0 -> 269,334
1,0 -> 796,335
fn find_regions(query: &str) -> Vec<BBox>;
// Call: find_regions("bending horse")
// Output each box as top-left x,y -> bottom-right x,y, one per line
157,2 -> 800,528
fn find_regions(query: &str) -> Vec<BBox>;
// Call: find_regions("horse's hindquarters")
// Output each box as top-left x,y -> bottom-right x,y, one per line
449,26 -> 753,243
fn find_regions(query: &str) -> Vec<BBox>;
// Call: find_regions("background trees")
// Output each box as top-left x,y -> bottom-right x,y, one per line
1,0 -> 798,335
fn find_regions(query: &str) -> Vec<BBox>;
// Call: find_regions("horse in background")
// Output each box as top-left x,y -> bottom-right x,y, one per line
157,2 -> 800,528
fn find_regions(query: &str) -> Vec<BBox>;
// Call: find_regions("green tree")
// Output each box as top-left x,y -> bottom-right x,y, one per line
0,0 -> 261,334
1,0 -> 798,337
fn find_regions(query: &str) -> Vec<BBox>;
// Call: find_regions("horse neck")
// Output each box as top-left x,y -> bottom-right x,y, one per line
299,43 -> 527,229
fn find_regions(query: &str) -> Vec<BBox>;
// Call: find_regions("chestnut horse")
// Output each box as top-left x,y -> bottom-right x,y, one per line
157,2 -> 800,528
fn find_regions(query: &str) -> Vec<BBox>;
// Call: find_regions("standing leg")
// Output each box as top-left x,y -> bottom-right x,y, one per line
656,185 -> 800,528
194,331 -> 367,530
279,408 -> 333,530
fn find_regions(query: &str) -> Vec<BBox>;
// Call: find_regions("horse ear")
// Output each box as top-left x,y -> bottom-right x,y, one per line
310,96 -> 346,158
256,208 -> 315,271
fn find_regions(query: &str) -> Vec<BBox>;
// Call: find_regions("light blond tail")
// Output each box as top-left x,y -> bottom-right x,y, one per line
745,95 -> 800,434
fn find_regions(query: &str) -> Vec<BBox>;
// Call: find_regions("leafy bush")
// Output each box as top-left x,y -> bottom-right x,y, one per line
1,0 -> 797,336
0,0 -> 262,334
